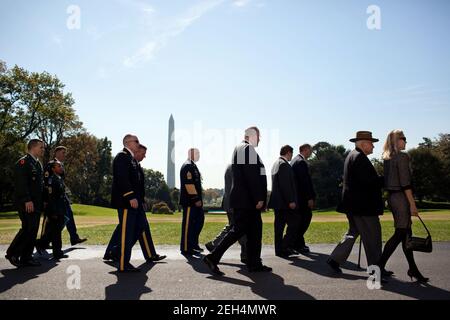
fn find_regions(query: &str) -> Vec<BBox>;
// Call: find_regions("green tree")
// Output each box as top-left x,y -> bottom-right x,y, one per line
309,142 -> 350,209
0,64 -> 72,151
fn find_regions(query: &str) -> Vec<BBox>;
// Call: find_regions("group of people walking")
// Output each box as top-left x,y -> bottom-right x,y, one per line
5,143 -> 86,267
4,127 -> 429,284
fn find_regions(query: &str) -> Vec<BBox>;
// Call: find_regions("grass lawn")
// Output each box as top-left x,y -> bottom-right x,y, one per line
1,204 -> 449,245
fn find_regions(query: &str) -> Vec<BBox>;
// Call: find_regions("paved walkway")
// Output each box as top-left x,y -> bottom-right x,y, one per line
1,243 -> 450,300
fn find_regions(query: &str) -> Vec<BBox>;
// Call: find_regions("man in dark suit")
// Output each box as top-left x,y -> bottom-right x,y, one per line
268,145 -> 300,257
110,134 -> 147,272
203,126 -> 271,276
6,139 -> 45,267
205,164 -> 247,263
327,131 -> 384,275
291,144 -> 316,253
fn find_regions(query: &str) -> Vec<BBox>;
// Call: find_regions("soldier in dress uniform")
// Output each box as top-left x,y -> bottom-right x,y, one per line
104,144 -> 166,263
40,160 -> 68,260
38,146 -> 86,252
179,148 -> 204,255
5,139 -> 45,267
109,134 -> 147,272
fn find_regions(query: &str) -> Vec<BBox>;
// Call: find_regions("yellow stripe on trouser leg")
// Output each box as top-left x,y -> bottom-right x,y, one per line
41,217 -> 48,237
142,232 -> 152,258
184,207 -> 191,252
120,209 -> 128,271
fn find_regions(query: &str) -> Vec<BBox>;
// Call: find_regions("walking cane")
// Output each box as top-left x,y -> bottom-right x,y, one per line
357,239 -> 362,269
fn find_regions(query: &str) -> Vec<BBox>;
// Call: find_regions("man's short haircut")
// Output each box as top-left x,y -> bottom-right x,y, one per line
27,139 -> 43,151
245,126 -> 260,138
280,145 -> 293,156
299,144 -> 312,153
54,146 -> 67,154
123,134 -> 137,146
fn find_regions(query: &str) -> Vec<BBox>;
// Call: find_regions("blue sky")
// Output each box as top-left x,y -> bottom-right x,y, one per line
1,0 -> 449,188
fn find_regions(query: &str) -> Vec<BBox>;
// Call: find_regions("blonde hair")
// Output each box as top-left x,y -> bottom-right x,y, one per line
382,129 -> 405,160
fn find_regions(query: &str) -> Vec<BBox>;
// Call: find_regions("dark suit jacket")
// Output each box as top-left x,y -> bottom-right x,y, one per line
291,154 -> 316,207
229,141 -> 267,210
111,148 -> 141,209
337,148 -> 384,216
268,157 -> 298,210
221,164 -> 232,212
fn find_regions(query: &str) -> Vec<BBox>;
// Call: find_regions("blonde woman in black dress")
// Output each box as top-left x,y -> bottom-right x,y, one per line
379,129 -> 429,283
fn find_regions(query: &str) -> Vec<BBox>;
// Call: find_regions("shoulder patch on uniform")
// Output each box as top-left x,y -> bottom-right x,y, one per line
187,171 -> 192,180
19,159 -> 26,165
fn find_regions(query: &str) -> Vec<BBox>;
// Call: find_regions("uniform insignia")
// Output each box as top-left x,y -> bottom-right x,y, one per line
20,159 -> 25,165
48,187 -> 52,194
45,172 -> 49,178
187,171 -> 192,180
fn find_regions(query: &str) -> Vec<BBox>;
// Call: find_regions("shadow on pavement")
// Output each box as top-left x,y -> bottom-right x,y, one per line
0,259 -> 58,294
206,261 -> 316,300
104,262 -> 154,300
289,251 -> 368,281
381,277 -> 450,300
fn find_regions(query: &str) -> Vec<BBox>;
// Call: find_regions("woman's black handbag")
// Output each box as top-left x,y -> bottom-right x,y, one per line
406,215 -> 432,253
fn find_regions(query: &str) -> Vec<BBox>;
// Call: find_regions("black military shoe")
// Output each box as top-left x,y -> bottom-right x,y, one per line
193,247 -> 204,253
240,258 -> 248,264
52,253 -> 69,261
298,246 -> 310,254
119,263 -> 140,273
103,250 -> 118,262
248,265 -> 272,273
71,238 -> 87,246
146,254 -> 167,263
5,255 -> 21,267
203,255 -> 225,276
205,242 -> 215,253
326,258 -> 342,274
181,250 -> 196,256
21,258 -> 41,267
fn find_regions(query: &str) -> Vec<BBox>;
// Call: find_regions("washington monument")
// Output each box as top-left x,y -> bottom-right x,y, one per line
167,114 -> 175,189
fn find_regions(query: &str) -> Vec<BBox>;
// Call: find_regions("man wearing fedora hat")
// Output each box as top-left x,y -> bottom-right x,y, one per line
327,131 -> 385,274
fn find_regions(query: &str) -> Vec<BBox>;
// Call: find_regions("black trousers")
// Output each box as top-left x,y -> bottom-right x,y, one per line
7,210 -> 41,261
40,215 -> 65,255
294,205 -> 312,249
209,209 -> 262,269
208,210 -> 247,260
274,209 -> 301,254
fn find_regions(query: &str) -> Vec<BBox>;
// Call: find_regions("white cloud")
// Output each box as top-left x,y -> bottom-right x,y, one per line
52,35 -> 62,46
123,0 -> 225,68
232,0 -> 252,7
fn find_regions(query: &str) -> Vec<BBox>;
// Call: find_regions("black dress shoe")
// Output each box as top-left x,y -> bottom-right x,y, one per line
21,258 -> 41,267
408,269 -> 429,283
52,253 -> 69,260
276,249 -> 296,258
193,247 -> 204,253
382,269 -> 394,277
119,263 -> 140,273
181,250 -> 196,256
240,258 -> 248,264
203,255 -> 225,276
146,254 -> 167,262
71,238 -> 87,246
5,255 -> 21,267
326,258 -> 342,274
298,246 -> 310,254
248,265 -> 272,273
205,242 -> 215,253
